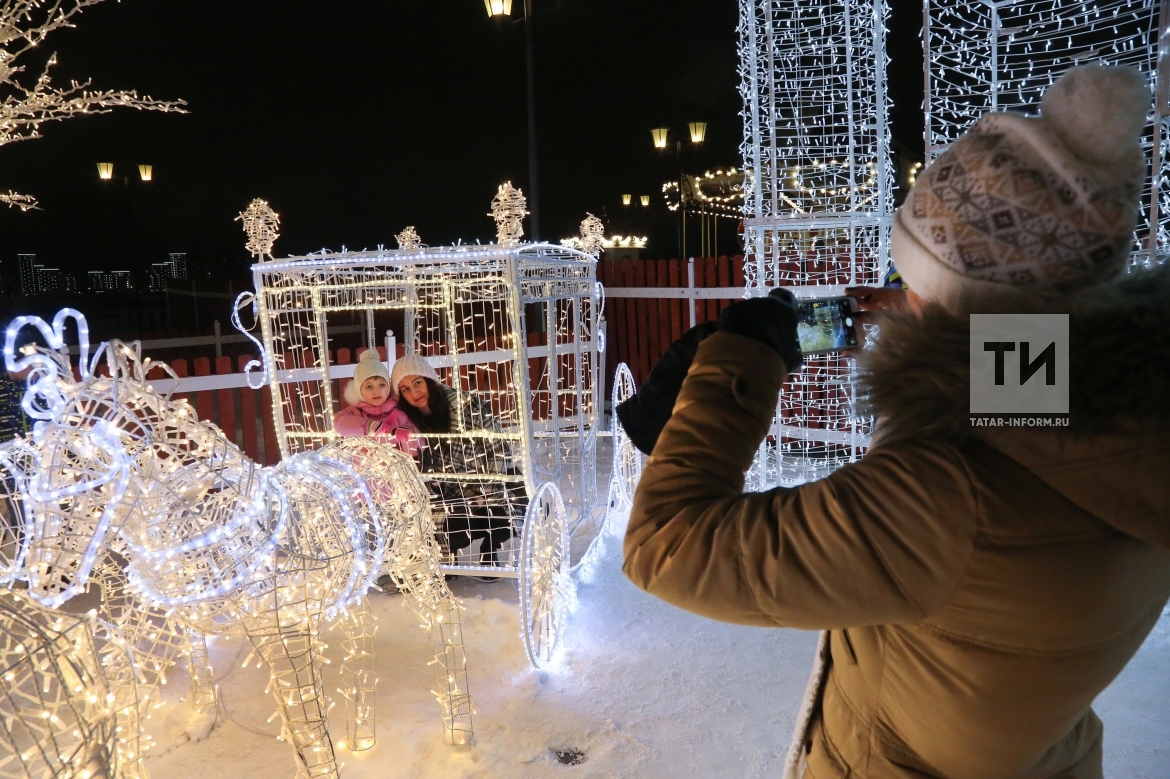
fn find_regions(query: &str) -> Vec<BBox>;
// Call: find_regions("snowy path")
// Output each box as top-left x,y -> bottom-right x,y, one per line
143,533 -> 1169,779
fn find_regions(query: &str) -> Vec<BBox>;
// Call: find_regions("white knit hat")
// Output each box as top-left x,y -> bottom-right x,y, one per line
894,65 -> 1149,310
390,353 -> 440,393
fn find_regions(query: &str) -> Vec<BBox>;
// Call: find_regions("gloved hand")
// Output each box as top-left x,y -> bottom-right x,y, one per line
616,321 -> 719,456
717,287 -> 803,372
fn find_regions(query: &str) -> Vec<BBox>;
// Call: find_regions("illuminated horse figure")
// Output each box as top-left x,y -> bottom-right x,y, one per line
3,310 -> 473,779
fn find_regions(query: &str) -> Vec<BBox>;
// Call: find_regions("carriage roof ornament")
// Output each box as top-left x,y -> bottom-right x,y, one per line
236,198 -> 281,261
233,197 -> 280,389
490,182 -> 528,247
578,213 -> 605,259
396,225 -> 422,250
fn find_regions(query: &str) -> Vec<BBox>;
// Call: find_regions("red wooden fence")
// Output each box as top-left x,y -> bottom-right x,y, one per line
597,255 -> 747,390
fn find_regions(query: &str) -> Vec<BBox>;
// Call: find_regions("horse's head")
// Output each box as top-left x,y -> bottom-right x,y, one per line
3,312 -> 152,605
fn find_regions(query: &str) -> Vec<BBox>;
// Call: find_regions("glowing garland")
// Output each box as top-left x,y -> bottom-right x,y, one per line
490,182 -> 528,246
0,588 -> 142,779
243,193 -> 603,670
0,0 -> 186,211
2,314 -> 476,775
395,226 -> 422,251
924,0 -> 1164,262
663,167 -> 747,218
737,0 -> 890,485
237,199 -> 282,260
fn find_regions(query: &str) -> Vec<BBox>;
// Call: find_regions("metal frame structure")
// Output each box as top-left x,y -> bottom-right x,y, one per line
924,0 -> 1167,265
737,0 -> 892,484
244,241 -> 603,667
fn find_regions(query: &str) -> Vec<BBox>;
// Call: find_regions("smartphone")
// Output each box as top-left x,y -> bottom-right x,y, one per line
796,297 -> 859,355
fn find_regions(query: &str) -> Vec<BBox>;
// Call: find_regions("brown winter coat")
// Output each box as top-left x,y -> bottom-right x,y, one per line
623,268 -> 1170,779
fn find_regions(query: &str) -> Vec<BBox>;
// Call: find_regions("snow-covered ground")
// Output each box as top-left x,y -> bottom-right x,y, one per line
139,527 -> 1169,779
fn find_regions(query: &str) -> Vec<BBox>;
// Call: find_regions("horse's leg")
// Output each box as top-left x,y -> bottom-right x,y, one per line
337,597 -> 376,751
185,632 -> 217,715
388,515 -> 474,745
249,625 -> 338,779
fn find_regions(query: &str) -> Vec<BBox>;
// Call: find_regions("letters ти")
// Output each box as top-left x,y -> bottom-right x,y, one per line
983,341 -> 1057,386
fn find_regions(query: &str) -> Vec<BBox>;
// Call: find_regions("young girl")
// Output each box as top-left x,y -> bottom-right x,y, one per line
333,348 -> 417,450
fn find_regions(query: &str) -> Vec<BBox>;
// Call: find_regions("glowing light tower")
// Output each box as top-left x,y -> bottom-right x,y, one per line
924,0 -> 1166,265
737,0 -> 892,485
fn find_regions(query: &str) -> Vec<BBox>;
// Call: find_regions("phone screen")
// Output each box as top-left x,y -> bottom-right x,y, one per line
796,297 -> 859,354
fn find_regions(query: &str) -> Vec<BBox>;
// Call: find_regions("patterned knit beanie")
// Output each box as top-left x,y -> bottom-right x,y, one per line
390,353 -> 440,394
893,65 -> 1149,310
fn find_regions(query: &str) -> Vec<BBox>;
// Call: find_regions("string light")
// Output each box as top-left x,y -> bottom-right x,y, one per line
0,1 -> 185,211
662,167 -> 746,217
924,0 -> 1162,263
236,198 -> 281,260
0,589 -> 135,779
489,182 -> 529,246
2,314 -> 480,774
242,190 -> 612,669
576,214 -> 606,258
395,226 -> 422,251
738,0 -> 890,484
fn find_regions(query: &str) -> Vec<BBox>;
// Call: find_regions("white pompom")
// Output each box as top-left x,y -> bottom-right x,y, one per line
1041,65 -> 1149,167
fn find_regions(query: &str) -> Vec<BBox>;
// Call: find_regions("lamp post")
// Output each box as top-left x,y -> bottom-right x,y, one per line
652,123 -> 706,259
485,0 -> 541,241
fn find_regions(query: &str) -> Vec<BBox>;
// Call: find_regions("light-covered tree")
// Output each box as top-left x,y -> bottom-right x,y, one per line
0,0 -> 186,210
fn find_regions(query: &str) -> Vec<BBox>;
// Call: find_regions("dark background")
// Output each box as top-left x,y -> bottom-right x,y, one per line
0,0 -> 924,296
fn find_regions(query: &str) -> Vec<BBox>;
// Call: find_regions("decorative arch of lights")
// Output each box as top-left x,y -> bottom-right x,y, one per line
663,167 -> 747,219
737,0 -> 892,486
925,0 -> 1167,266
239,239 -> 604,667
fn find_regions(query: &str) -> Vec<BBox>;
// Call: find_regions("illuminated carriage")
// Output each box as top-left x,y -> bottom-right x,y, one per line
241,239 -> 608,667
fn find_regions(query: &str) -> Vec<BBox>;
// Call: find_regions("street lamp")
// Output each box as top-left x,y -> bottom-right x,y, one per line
688,122 -> 708,144
640,195 -> 650,207
484,0 -> 541,240
650,127 -> 669,149
622,194 -> 632,206
97,162 -> 113,180
138,164 -> 153,182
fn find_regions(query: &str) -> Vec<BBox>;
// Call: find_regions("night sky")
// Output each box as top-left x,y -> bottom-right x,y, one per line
0,0 -> 924,282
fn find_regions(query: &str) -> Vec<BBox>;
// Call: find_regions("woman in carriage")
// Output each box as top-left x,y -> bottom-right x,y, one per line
391,355 -> 525,573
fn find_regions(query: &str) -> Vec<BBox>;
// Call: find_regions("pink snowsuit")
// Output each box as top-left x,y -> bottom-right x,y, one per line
333,398 -> 418,452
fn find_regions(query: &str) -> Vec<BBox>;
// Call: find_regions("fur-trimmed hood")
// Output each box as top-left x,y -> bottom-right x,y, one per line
859,263 -> 1170,549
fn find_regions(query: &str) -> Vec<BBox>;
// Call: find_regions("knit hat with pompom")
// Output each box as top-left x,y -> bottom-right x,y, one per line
345,347 -> 390,405
893,65 -> 1149,310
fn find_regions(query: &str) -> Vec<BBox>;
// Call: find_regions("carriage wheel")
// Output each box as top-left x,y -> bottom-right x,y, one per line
519,482 -> 573,669
610,363 -> 642,507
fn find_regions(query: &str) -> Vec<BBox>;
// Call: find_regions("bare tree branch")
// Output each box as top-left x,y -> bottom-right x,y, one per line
0,0 -> 186,209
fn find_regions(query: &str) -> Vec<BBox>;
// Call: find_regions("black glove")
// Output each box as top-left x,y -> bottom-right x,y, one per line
616,321 -> 718,456
717,287 -> 803,372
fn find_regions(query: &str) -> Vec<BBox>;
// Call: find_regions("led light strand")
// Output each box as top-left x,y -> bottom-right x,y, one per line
3,313 -> 474,777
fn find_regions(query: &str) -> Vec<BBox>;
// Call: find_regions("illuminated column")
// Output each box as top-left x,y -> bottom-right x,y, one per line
738,0 -> 891,485
925,0 -> 1164,266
